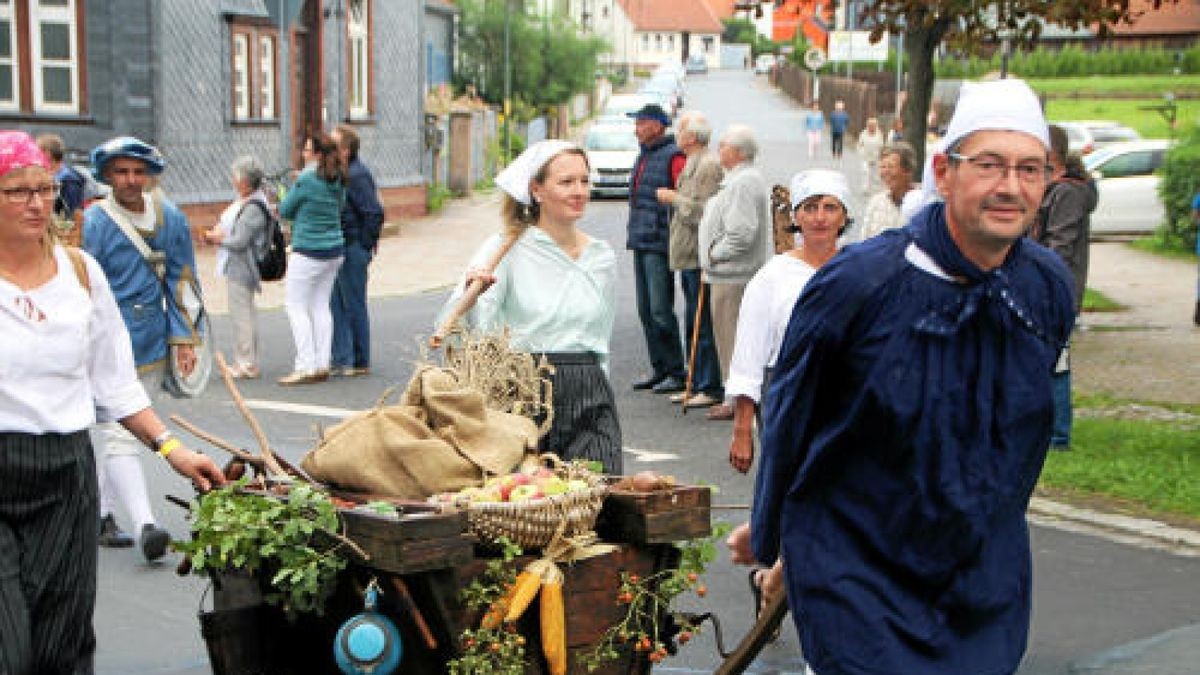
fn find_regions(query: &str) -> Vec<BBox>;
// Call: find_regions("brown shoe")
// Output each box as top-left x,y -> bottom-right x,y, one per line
684,392 -> 720,409
342,366 -> 370,377
705,403 -> 735,421
312,369 -> 330,382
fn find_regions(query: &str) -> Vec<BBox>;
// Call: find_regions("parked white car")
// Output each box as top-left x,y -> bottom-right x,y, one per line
1084,139 -> 1171,235
584,122 -> 639,198
601,93 -> 654,121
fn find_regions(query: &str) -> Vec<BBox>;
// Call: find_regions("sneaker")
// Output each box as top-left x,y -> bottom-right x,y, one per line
140,523 -> 171,562
683,392 -> 720,409
98,514 -> 134,548
342,366 -> 370,377
278,370 -> 320,385
669,392 -> 689,403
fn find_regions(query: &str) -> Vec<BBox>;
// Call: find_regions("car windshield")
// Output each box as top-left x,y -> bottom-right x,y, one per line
1091,127 -> 1140,143
586,128 -> 638,152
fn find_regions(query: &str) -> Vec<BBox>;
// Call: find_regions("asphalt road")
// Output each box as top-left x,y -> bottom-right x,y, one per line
92,69 -> 1199,674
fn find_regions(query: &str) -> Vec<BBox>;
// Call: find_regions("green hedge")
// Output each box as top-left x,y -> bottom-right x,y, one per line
1157,124 -> 1200,251
936,44 -> 1200,79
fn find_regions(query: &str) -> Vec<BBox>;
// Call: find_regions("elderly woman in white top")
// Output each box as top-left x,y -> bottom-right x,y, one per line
727,169 -> 850,475
0,130 -> 223,673
441,141 -> 622,474
204,154 -> 270,378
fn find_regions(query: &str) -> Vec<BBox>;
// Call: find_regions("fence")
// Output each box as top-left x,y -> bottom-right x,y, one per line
775,64 -> 878,138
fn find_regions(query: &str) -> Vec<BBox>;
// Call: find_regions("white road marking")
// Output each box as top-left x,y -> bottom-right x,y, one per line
242,399 -> 357,419
623,446 -> 681,462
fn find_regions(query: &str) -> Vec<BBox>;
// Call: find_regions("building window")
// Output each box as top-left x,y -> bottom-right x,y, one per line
667,34 -> 674,51
347,0 -> 370,119
0,2 -> 18,111
703,36 -> 714,53
229,21 -> 278,122
655,34 -> 662,51
0,0 -> 85,117
642,33 -> 648,49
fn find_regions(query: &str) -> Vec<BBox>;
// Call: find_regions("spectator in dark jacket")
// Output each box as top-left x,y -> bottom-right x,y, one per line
1034,123 -> 1097,451
36,133 -> 87,245
329,124 -> 385,377
829,100 -> 850,159
625,103 -> 687,394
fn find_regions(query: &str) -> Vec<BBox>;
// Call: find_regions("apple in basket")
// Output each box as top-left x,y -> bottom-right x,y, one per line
565,479 -> 590,493
497,473 -> 531,501
472,486 -> 503,503
509,484 -> 545,502
538,475 -> 569,496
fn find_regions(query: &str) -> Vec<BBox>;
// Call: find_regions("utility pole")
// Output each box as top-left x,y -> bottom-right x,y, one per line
503,0 -> 512,162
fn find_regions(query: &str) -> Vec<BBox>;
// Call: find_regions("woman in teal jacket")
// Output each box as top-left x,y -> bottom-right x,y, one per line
277,132 -> 345,384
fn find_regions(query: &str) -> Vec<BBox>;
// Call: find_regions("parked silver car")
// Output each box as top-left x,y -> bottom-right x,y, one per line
1084,139 -> 1171,235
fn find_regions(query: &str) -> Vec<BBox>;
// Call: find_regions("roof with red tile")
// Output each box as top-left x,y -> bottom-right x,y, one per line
703,0 -> 737,19
1104,0 -> 1200,35
618,0 -> 724,33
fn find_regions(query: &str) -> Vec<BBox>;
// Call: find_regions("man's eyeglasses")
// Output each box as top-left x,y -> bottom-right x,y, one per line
1,183 -> 59,204
947,152 -> 1051,184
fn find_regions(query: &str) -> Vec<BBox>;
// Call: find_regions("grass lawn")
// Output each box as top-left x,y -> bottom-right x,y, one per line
1039,413 -> 1200,519
1082,287 -> 1124,312
1129,235 -> 1200,261
1028,74 -> 1200,98
1045,97 -> 1200,139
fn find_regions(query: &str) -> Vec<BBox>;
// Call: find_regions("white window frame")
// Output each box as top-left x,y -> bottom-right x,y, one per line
29,0 -> 78,114
232,32 -> 250,120
347,0 -> 370,119
258,33 -> 275,119
0,2 -> 18,111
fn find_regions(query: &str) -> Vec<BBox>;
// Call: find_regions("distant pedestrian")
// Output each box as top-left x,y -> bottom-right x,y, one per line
887,116 -> 904,144
655,111 -> 724,410
1192,192 -> 1200,325
203,154 -> 270,379
35,133 -> 87,246
277,132 -> 346,385
856,117 -> 885,193
804,103 -> 824,159
829,100 -> 850,159
625,103 -> 688,394
857,142 -> 919,242
1032,124 -> 1096,452
753,78 -> 1075,675
698,124 -> 772,421
83,136 -> 205,562
329,124 -> 384,378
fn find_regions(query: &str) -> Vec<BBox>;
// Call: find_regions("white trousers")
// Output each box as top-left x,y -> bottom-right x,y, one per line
284,252 -> 343,372
96,366 -> 164,530
226,278 -> 258,369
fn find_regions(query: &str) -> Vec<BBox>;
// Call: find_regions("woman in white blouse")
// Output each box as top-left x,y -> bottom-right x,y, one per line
0,131 -> 224,673
726,169 -> 850,474
442,140 -> 621,474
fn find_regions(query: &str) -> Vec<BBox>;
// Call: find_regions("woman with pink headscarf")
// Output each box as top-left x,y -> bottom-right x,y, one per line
0,130 -> 224,673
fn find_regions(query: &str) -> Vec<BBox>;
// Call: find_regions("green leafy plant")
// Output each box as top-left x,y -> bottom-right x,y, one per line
580,522 -> 732,671
448,537 -> 528,674
427,184 -> 454,214
175,479 -> 353,616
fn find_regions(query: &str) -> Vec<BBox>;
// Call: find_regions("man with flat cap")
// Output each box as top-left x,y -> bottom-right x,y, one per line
752,79 -> 1076,674
625,103 -> 687,394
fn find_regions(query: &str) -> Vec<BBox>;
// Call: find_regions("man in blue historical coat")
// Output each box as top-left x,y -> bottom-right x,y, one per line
752,79 -> 1076,675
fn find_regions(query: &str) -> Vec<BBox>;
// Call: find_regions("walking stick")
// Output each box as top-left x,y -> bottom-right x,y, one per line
681,281 -> 706,416
429,221 -> 525,348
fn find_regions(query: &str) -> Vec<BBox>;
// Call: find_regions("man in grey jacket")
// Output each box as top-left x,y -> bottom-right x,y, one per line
657,112 -> 724,409
698,124 -> 772,420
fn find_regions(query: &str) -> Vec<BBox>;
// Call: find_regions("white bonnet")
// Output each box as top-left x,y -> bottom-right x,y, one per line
789,168 -> 852,213
494,140 -> 578,205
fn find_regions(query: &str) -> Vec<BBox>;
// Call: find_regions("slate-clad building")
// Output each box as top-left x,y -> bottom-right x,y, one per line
4,0 -> 429,229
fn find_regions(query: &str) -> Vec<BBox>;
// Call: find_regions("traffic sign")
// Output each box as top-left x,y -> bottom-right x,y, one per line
804,47 -> 827,71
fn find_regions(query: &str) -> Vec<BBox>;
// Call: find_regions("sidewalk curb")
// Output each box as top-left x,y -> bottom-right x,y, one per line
1028,497 -> 1200,557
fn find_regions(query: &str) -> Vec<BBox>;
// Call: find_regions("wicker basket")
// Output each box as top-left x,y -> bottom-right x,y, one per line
462,454 -> 609,550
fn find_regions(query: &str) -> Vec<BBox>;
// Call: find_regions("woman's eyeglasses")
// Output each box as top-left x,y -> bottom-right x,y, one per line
0,183 -> 59,204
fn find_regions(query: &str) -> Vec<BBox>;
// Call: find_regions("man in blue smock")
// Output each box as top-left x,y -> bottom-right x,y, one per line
83,137 -> 201,562
752,79 -> 1076,675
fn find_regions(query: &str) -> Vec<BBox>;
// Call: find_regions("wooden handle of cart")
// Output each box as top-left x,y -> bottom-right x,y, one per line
429,233 -> 521,348
714,591 -> 788,675
388,576 -> 439,650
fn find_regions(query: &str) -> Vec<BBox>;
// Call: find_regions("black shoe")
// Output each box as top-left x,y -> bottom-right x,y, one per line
651,375 -> 686,394
98,513 -> 134,548
140,524 -> 171,562
631,373 -> 666,390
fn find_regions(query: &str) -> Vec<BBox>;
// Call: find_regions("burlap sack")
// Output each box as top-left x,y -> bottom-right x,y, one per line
300,366 -> 540,499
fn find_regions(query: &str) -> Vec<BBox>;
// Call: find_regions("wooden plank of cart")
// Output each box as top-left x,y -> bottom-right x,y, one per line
197,481 -> 713,675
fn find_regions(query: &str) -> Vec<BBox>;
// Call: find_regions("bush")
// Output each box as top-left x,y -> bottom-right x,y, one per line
427,184 -> 453,214
935,44 -> 1200,79
1156,123 -> 1200,252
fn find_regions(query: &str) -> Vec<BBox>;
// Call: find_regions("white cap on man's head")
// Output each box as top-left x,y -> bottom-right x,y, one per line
940,78 -> 1049,151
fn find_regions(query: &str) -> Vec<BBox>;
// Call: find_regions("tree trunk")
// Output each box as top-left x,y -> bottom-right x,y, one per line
902,12 -> 952,182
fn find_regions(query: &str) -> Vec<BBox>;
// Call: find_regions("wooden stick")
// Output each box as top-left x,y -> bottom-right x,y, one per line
214,353 -> 287,477
170,414 -> 260,465
429,231 -> 522,348
681,281 -> 706,416
388,576 -> 439,650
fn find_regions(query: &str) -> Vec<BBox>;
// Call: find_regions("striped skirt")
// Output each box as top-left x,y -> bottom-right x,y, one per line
0,430 -> 98,675
536,352 -> 623,476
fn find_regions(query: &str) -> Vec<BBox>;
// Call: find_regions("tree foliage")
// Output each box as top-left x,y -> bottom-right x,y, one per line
853,0 -> 1180,174
455,0 -> 608,119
